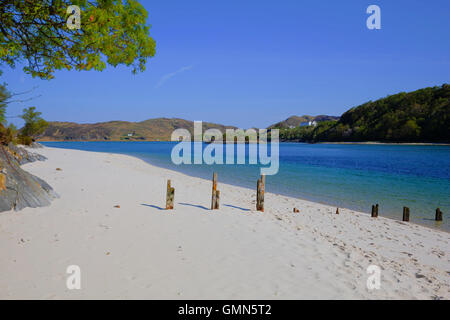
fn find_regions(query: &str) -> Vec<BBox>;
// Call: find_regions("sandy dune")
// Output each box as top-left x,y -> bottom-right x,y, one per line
0,147 -> 448,299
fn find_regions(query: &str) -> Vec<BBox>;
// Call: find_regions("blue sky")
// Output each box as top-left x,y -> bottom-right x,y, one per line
2,0 -> 449,128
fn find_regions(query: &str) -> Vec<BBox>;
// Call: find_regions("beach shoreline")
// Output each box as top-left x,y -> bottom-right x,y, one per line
316,141 -> 450,146
39,141 -> 450,232
0,146 -> 448,299
120,153 -> 450,234
38,139 -> 450,146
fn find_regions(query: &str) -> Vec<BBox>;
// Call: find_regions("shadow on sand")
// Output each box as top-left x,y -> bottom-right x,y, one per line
224,204 -> 250,212
141,203 -> 251,212
178,202 -> 210,210
141,204 -> 165,210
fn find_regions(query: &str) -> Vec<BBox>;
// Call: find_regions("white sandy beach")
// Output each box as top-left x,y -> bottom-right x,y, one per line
0,146 -> 448,299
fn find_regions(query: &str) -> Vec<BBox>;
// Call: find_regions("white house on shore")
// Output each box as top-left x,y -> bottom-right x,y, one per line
299,120 -> 317,127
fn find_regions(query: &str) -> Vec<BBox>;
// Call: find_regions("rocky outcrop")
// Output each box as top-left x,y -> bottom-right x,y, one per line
7,143 -> 47,164
0,144 -> 57,212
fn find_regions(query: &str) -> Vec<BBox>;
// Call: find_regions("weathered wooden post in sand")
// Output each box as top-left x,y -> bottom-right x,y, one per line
371,204 -> 379,218
166,180 -> 174,210
435,208 -> 443,221
336,208 -> 339,215
256,174 -> 265,212
257,179 -> 262,211
211,173 -> 220,210
402,206 -> 410,222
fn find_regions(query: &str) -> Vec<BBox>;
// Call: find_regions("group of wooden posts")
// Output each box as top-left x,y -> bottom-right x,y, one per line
368,203 -> 443,222
165,173 -> 266,211
165,174 -> 443,222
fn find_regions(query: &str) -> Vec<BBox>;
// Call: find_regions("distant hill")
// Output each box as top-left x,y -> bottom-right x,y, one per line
38,84 -> 449,143
279,84 -> 450,143
268,115 -> 340,129
38,118 -> 237,141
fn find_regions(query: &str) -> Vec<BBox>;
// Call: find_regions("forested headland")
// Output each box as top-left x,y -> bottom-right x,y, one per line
275,84 -> 449,143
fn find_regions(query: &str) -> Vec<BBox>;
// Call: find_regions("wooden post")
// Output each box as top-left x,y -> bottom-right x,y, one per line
375,204 -> 379,217
260,175 -> 265,212
211,173 -> 219,210
435,208 -> 442,221
256,178 -> 261,211
166,179 -> 171,209
215,190 -> 220,209
336,208 -> 339,215
166,180 -> 174,210
371,205 -> 377,218
402,207 -> 410,222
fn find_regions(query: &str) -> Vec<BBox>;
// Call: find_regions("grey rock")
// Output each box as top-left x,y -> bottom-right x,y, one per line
7,143 -> 47,164
0,145 -> 58,212
30,142 -> 45,149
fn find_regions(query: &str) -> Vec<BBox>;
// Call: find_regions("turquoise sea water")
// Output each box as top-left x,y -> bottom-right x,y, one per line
41,141 -> 450,231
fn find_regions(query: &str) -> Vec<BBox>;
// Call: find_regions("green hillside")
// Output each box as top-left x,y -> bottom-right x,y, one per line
38,118 -> 236,141
279,84 -> 450,143
268,115 -> 339,129
39,85 -> 449,143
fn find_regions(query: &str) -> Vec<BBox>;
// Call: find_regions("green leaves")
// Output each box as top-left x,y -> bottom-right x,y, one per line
0,79 -> 10,124
20,106 -> 49,139
0,0 -> 156,79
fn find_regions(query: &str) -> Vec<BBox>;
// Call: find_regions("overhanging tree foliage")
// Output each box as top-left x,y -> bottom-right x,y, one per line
0,0 -> 156,79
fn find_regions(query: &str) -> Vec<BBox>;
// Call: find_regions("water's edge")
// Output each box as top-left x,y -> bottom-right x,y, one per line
41,144 -> 449,234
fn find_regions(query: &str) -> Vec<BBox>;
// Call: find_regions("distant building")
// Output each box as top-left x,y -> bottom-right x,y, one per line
299,120 -> 317,127
127,133 -> 133,137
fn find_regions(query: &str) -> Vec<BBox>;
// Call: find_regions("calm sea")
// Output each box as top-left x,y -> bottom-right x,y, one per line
41,141 -> 450,231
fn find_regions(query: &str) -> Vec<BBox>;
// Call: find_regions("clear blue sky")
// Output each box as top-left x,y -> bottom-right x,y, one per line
2,0 -> 450,128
